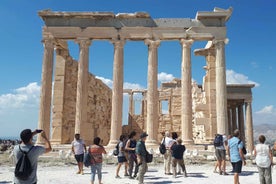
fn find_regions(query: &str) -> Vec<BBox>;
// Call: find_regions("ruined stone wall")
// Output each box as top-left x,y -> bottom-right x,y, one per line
51,55 -> 112,145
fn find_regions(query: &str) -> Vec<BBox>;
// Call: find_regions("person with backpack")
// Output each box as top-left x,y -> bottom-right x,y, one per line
125,131 -> 139,179
254,135 -> 273,184
213,133 -> 228,175
115,134 -> 129,178
227,129 -> 246,184
71,133 -> 87,175
171,138 -> 187,178
13,129 -> 52,184
136,132 -> 149,184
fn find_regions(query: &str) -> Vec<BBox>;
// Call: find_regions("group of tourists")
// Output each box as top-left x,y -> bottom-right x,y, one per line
12,128 -> 276,184
213,129 -> 274,184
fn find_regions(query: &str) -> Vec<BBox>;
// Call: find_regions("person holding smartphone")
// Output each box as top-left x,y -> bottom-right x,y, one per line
13,129 -> 52,184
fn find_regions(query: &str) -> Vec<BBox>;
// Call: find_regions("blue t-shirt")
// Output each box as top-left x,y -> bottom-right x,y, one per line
228,137 -> 243,163
13,144 -> 45,184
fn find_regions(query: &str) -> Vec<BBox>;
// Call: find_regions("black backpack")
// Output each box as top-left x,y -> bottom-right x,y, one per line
113,143 -> 119,156
14,145 -> 34,180
238,140 -> 247,155
159,138 -> 166,154
213,134 -> 223,147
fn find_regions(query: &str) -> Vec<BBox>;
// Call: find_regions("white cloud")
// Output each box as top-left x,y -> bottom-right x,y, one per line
254,105 -> 276,125
123,82 -> 144,90
256,105 -> 274,114
0,82 -> 40,110
158,72 -> 175,83
226,69 -> 260,87
96,76 -> 144,90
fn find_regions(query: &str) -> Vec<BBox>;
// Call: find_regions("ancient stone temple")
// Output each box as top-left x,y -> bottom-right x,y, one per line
36,7 -> 254,152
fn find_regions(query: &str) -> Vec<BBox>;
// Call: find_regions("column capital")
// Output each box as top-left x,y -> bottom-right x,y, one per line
245,99 -> 252,104
180,39 -> 193,48
111,38 -> 125,48
42,38 -> 55,50
75,38 -> 91,49
213,38 -> 229,47
144,39 -> 161,48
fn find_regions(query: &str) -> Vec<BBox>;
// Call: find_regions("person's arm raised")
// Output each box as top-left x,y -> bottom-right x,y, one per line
41,131 -> 52,153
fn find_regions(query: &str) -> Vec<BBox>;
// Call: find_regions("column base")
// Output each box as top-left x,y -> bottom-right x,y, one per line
145,139 -> 159,146
182,139 -> 194,145
106,139 -> 119,148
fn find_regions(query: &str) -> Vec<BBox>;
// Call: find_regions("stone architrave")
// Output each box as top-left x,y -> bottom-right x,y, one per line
75,38 -> 91,139
145,39 -> 160,145
245,100 -> 254,153
215,39 -> 228,135
180,39 -> 194,144
37,38 -> 54,144
109,39 -> 125,146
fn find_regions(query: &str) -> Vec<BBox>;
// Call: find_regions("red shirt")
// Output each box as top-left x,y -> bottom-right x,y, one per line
89,144 -> 106,164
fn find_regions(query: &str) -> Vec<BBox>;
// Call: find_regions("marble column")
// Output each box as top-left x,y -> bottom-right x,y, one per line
75,39 -> 91,139
245,100 -> 254,154
180,39 -> 194,144
109,39 -> 125,146
215,39 -> 228,135
227,109 -> 232,135
129,92 -> 134,115
238,104 -> 245,141
231,107 -> 237,132
37,38 -> 54,144
145,39 -> 160,145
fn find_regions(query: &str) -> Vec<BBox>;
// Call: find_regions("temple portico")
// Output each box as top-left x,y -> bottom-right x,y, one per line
36,7 -> 253,150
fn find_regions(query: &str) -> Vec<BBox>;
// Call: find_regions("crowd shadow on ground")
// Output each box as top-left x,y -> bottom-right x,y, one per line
0,181 -> 12,184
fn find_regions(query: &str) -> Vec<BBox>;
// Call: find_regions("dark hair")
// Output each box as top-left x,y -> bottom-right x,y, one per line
93,137 -> 101,145
172,132 -> 178,140
20,129 -> 33,144
119,135 -> 125,141
129,131 -> 136,139
259,135 -> 266,144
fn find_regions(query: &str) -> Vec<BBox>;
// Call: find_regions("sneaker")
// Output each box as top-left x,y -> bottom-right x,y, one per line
129,176 -> 134,179
76,171 -> 81,174
115,175 -> 121,179
223,172 -> 229,175
219,171 -> 222,175
133,174 -> 137,178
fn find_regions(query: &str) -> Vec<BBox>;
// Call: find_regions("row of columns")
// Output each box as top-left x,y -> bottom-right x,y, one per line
227,101 -> 254,153
37,37 -> 228,147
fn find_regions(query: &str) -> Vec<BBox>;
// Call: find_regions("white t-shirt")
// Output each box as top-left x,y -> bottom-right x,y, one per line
71,139 -> 85,155
255,144 -> 271,168
164,137 -> 173,148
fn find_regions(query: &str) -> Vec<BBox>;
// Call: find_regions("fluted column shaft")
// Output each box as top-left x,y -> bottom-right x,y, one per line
109,39 -> 125,146
75,39 -> 91,137
145,39 -> 160,145
238,104 -> 245,141
231,107 -> 237,132
245,101 -> 254,154
215,40 -> 228,135
180,39 -> 194,144
37,38 -> 54,144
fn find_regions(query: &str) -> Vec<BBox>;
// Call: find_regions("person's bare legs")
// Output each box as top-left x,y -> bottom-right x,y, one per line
124,162 -> 129,176
234,173 -> 239,184
218,160 -> 222,174
80,162 -> 84,174
116,163 -> 122,177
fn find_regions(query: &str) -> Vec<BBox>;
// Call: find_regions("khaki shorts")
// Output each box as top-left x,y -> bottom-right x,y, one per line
215,149 -> 226,160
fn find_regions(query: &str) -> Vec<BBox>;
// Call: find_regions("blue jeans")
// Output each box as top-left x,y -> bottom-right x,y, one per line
90,163 -> 102,182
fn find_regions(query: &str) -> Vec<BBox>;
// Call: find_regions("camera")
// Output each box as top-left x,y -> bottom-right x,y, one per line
36,129 -> 43,133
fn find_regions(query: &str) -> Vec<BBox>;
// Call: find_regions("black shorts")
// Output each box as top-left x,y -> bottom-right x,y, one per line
232,160 -> 242,173
118,156 -> 127,163
74,153 -> 84,162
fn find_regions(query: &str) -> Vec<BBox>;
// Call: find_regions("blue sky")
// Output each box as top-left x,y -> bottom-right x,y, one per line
0,0 -> 275,137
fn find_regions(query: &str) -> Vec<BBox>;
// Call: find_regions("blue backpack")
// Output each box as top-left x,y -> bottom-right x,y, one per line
213,134 -> 223,147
